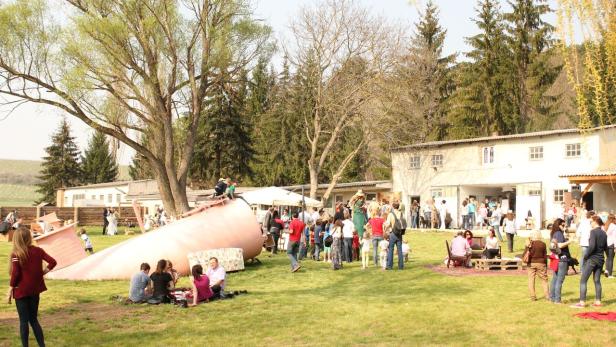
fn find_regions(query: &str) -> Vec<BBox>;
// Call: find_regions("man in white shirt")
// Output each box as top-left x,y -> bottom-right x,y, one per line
342,211 -> 355,263
576,211 -> 594,269
206,257 -> 226,298
311,207 -> 321,225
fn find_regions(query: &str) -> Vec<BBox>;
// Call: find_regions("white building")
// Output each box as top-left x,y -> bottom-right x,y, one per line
57,180 -> 137,207
391,125 -> 616,229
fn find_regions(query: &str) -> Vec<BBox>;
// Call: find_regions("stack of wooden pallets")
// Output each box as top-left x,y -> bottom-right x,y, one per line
474,258 -> 523,271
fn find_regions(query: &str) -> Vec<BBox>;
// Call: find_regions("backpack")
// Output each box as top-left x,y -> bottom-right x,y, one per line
390,211 -> 407,237
214,181 -> 227,195
0,221 -> 9,234
324,234 -> 333,247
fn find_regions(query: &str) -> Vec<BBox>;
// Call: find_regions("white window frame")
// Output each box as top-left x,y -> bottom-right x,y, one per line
108,194 -> 113,203
482,146 -> 494,165
116,194 -> 121,203
409,155 -> 420,169
553,189 -> 567,203
529,146 -> 543,161
335,195 -> 343,203
431,154 -> 443,167
565,143 -> 581,158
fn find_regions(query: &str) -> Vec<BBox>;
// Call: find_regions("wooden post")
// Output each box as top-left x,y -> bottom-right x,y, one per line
73,207 -> 79,226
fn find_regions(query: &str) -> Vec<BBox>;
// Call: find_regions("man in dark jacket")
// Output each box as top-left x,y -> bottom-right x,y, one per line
102,208 -> 109,235
571,216 -> 608,308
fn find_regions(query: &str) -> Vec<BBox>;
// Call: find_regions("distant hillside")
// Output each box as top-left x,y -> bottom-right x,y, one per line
0,159 -> 130,185
0,184 -> 40,206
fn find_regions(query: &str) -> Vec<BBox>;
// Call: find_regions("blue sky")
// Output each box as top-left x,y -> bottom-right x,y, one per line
1,0 -> 563,165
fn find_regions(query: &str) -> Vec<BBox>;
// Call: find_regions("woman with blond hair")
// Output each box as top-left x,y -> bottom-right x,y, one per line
525,230 -> 549,301
7,226 -> 57,347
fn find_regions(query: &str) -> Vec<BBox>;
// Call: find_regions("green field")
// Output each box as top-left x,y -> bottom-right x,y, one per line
0,229 -> 615,346
0,184 -> 40,206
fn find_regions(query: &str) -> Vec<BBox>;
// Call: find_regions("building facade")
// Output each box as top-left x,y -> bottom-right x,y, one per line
391,125 -> 616,229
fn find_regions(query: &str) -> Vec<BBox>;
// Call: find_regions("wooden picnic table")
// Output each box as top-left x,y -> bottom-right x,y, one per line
474,258 -> 523,271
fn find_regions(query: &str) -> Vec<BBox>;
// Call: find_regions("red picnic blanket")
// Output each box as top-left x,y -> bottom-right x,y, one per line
575,312 -> 616,321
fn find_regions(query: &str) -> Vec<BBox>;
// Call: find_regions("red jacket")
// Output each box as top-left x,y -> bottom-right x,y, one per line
289,218 -> 305,242
10,246 -> 57,300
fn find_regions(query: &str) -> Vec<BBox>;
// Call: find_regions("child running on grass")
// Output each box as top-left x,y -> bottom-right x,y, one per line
361,232 -> 371,269
324,219 -> 332,262
80,228 -> 94,254
379,235 -> 389,270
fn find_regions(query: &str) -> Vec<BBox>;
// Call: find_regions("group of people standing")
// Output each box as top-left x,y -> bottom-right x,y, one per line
525,214 -> 611,308
102,207 -> 118,236
265,191 -> 409,273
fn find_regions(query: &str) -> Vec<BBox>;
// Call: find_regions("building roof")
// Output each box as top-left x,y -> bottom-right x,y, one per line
62,180 -> 150,190
560,170 -> 616,178
392,124 -> 616,152
282,180 -> 392,191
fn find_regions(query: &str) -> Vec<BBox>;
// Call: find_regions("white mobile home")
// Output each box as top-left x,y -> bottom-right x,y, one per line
391,125 -> 616,228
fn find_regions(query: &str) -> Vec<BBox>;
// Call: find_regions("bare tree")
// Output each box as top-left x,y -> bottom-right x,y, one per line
0,0 -> 269,215
286,0 -> 402,200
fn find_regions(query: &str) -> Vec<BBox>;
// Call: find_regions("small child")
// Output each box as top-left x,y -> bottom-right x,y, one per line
80,228 -> 94,254
379,236 -> 389,270
360,233 -> 371,269
402,240 -> 410,262
323,221 -> 332,262
352,231 -> 360,261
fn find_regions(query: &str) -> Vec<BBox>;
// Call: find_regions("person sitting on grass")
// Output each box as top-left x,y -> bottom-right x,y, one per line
206,257 -> 226,299
129,263 -> 152,303
189,264 -> 213,307
150,259 -> 174,303
451,231 -> 471,267
483,228 -> 500,259
166,259 -> 179,286
80,228 -> 94,254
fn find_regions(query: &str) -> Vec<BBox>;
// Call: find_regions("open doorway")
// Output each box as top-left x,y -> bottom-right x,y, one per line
582,192 -> 594,211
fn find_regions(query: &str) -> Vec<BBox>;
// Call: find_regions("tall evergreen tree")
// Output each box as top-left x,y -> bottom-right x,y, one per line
504,0 -> 561,131
36,119 -> 82,204
403,0 -> 456,141
81,131 -> 118,184
449,0 -> 514,138
190,71 -> 255,186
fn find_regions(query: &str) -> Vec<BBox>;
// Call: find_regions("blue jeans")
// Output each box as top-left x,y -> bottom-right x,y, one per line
372,237 -> 383,266
343,237 -> 353,263
462,215 -> 469,230
580,246 -> 588,269
386,233 -> 404,270
493,225 -> 503,242
287,241 -> 300,270
550,259 -> 568,303
468,212 -> 475,227
580,258 -> 604,302
411,214 -> 418,228
314,243 -> 321,260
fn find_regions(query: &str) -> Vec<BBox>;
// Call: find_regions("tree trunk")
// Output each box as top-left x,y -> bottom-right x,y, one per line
308,164 -> 319,199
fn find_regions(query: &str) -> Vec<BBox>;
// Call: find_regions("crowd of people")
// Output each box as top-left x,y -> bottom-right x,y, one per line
262,190 -> 411,272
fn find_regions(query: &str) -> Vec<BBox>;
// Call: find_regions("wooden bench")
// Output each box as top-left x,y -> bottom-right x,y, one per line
474,258 -> 522,271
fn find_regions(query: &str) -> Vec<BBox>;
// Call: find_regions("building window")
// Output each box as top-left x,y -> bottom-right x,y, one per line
529,146 -> 543,160
366,193 -> 377,201
116,194 -> 121,203
410,156 -> 420,169
99,195 -> 104,201
430,189 -> 443,198
566,143 -> 581,158
482,146 -> 494,164
554,189 -> 567,203
431,154 -> 443,167
528,189 -> 541,196
335,195 -> 343,203
90,195 -> 96,200
108,194 -> 112,203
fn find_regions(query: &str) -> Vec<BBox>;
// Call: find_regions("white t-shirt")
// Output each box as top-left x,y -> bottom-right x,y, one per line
402,243 -> 410,255
485,236 -> 499,249
503,219 -> 516,234
81,234 -> 92,248
206,265 -> 226,289
342,220 -> 355,238
577,219 -> 591,247
379,239 -> 389,255
361,239 -> 371,253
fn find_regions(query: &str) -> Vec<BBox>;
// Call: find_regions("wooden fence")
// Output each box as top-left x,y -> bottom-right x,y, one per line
0,206 -> 145,226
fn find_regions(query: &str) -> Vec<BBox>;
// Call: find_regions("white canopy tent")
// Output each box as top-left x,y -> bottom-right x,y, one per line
239,186 -> 322,208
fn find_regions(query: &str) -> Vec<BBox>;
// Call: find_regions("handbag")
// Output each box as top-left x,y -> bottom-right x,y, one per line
324,234 -> 333,247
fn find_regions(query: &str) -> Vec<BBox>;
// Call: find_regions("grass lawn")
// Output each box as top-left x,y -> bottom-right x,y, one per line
1,229 -> 615,346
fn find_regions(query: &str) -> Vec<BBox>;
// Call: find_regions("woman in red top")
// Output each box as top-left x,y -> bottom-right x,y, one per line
189,264 -> 213,306
7,226 -> 57,347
